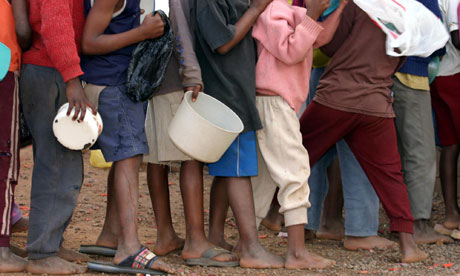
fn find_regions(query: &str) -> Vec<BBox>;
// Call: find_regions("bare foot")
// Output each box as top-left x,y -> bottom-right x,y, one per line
414,220 -> 453,244
344,236 -> 397,251
153,235 -> 185,256
57,246 -> 90,263
261,212 -> 284,232
305,229 -> 316,241
208,234 -> 234,252
235,242 -> 284,269
213,238 -> 234,252
95,231 -> 118,249
399,232 -> 428,263
442,214 -> 460,230
434,223 -> 453,235
148,257 -> 175,274
26,256 -> 86,275
0,247 -> 26,273
182,239 -> 238,263
285,248 -> 335,269
9,244 -> 28,258
316,219 -> 345,241
12,217 -> 29,233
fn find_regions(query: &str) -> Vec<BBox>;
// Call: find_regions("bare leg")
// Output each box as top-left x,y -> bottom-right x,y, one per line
146,163 -> 184,256
0,247 -> 26,273
95,166 -> 119,248
112,156 -> 173,274
439,144 -> 460,229
316,158 -> 345,241
225,177 -> 284,269
285,224 -> 335,269
180,161 -> 236,263
261,189 -> 284,232
208,177 -> 233,251
399,232 -> 428,263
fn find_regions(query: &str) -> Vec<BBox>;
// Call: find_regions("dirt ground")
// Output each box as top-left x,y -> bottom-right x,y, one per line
8,146 -> 460,275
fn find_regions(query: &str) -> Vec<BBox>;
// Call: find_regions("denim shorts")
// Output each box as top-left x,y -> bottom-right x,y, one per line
207,131 -> 258,177
95,85 -> 149,162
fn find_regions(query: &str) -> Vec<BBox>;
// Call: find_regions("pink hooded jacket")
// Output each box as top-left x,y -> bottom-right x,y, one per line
252,0 -> 344,112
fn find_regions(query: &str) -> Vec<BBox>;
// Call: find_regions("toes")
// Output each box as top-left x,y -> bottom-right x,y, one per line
151,258 -> 175,274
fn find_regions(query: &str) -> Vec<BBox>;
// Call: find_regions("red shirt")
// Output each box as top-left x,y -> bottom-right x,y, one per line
22,0 -> 84,82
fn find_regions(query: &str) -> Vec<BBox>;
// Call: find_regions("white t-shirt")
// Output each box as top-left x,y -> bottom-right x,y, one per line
438,0 -> 460,76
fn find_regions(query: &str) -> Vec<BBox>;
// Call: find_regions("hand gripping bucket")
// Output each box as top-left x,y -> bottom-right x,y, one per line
168,91 -> 244,163
53,103 -> 103,150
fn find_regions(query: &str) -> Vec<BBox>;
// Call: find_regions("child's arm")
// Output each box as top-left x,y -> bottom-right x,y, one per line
39,0 -> 95,121
81,0 -> 164,55
252,0 -> 328,65
170,0 -> 203,100
11,0 -> 32,51
195,0 -> 273,55
320,1 -> 355,57
314,0 -> 348,48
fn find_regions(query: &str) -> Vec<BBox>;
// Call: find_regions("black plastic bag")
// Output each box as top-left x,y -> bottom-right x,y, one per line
126,10 -> 174,102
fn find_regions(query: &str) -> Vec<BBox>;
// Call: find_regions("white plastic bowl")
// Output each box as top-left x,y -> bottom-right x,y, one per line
168,91 -> 244,163
53,103 -> 103,150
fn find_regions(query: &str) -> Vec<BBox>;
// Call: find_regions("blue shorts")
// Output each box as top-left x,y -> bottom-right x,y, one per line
207,131 -> 258,177
95,85 -> 149,162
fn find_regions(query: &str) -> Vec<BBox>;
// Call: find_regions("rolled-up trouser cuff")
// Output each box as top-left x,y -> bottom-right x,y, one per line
390,218 -> 414,234
0,235 -> 9,247
284,207 -> 308,227
345,229 -> 377,237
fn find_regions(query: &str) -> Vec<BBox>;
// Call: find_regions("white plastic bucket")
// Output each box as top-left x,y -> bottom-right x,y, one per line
168,91 -> 244,163
53,103 -> 103,150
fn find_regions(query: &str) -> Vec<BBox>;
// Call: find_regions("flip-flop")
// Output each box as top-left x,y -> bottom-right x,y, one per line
88,246 -> 166,275
79,245 -> 117,257
185,247 -> 239,267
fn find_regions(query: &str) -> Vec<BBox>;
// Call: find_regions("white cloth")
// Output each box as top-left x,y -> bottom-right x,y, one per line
438,0 -> 460,76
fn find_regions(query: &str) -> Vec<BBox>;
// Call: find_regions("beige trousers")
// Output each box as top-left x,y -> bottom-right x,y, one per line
252,96 -> 311,227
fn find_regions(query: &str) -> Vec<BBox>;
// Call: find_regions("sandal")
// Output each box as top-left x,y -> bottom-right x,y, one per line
88,246 -> 166,275
185,247 -> 239,267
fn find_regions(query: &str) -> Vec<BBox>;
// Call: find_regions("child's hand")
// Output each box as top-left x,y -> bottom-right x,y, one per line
338,0 -> 349,10
139,13 -> 165,40
306,0 -> 330,21
185,85 -> 203,102
251,0 -> 273,12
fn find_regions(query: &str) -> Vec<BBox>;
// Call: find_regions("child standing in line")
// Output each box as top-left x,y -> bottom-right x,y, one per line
299,1 -> 428,263
250,0 -> 347,269
193,0 -> 284,268
0,0 -> 30,272
80,0 -> 173,274
431,0 -> 460,235
143,0 -> 239,266
20,0 -> 94,274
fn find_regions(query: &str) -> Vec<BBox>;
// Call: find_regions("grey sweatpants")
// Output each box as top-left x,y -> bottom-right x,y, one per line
392,77 -> 436,220
20,64 -> 83,260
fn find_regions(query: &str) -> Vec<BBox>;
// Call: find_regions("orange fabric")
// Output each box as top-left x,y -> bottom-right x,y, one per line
0,0 -> 21,72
